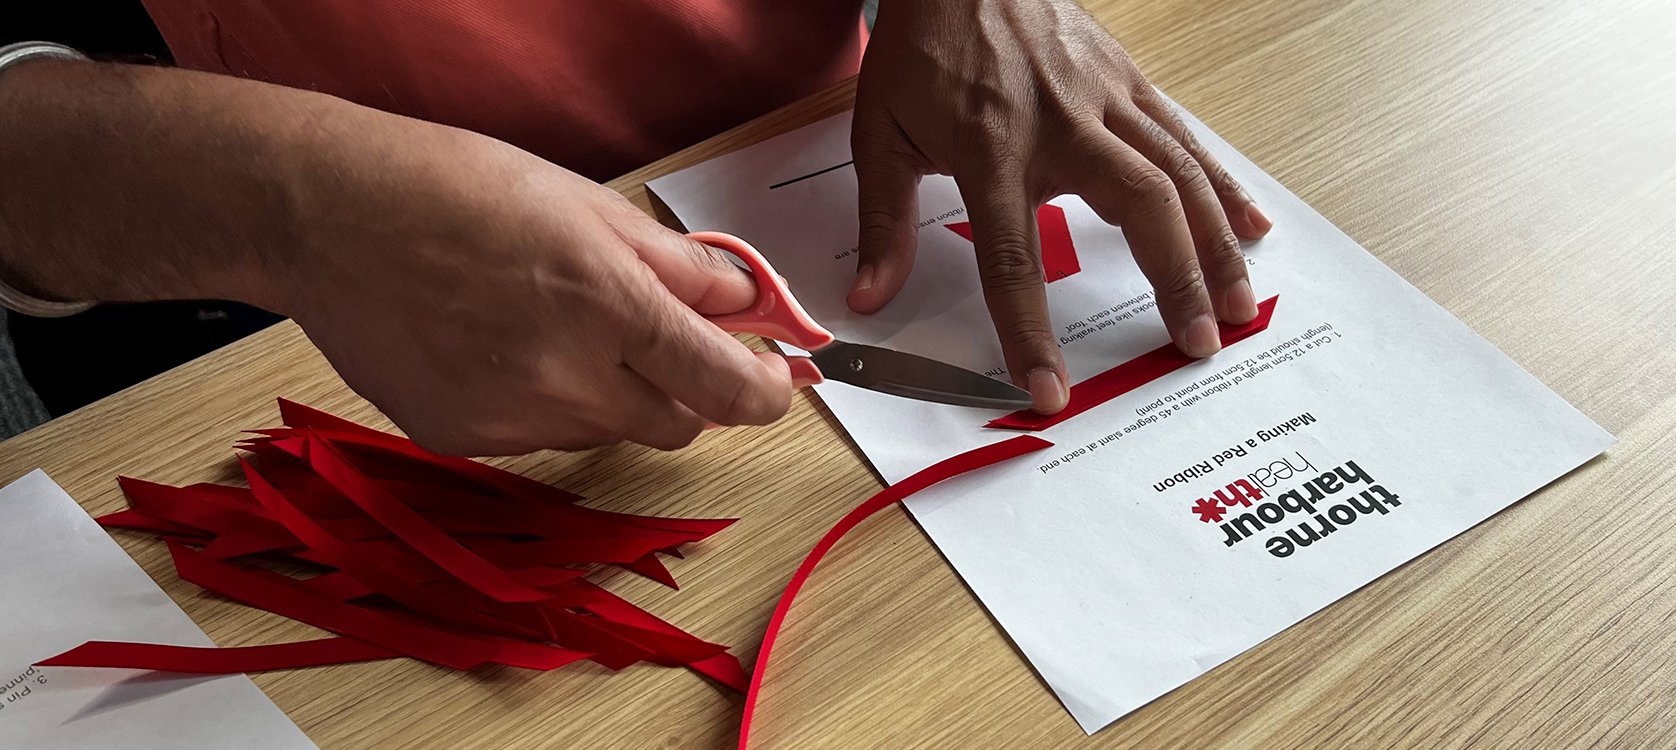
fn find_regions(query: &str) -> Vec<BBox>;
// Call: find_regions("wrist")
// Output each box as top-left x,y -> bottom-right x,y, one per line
257,99 -> 509,321
192,87 -> 401,318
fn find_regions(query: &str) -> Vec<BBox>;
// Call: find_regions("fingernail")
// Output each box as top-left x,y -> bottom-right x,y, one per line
1244,202 -> 1273,233
1226,278 -> 1258,323
1185,314 -> 1221,358
1027,368 -> 1068,414
852,265 -> 876,293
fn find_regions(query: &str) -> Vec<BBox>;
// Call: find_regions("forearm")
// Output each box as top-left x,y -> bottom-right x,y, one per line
0,58 -> 352,311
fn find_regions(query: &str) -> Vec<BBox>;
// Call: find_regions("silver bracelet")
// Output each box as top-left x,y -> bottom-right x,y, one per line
0,42 -> 96,318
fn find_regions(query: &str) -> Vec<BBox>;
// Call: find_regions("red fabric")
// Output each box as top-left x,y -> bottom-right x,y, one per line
138,0 -> 868,180
167,541 -> 590,671
39,638 -> 400,673
738,435 -> 1052,749
988,296 -> 1281,431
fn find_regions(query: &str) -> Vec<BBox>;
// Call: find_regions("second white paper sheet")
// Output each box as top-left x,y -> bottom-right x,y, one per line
0,470 -> 315,749
649,106 -> 1611,733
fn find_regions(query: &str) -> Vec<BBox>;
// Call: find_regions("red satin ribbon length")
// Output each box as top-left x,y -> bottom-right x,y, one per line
738,435 -> 1052,749
989,295 -> 1280,431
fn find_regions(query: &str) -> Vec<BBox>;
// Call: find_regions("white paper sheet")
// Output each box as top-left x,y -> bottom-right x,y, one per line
648,106 -> 1613,733
0,470 -> 315,748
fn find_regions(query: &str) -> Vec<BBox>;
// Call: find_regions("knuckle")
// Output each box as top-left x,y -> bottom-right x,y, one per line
592,189 -> 640,218
961,110 -> 1021,161
1173,125 -> 1204,153
714,373 -> 787,426
1206,160 -> 1244,198
978,235 -> 1041,290
1160,146 -> 1210,192
1065,122 -> 1117,162
857,206 -> 903,243
1119,165 -> 1180,219
1159,259 -> 1208,304
684,237 -> 739,275
1207,229 -> 1246,269
851,133 -> 910,167
629,303 -> 682,357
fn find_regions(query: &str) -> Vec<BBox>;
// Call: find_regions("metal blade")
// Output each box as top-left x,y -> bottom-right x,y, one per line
809,340 -> 1034,410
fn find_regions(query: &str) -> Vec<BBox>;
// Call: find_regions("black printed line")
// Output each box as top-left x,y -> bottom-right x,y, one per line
768,160 -> 855,190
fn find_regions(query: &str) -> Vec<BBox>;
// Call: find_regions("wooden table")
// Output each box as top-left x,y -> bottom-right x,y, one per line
5,0 -> 1675,746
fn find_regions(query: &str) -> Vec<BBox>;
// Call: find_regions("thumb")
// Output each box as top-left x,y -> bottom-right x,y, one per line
628,224 -> 758,315
846,128 -> 922,314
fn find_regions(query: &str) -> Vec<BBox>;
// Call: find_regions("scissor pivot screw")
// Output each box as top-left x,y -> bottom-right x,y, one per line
849,358 -> 864,372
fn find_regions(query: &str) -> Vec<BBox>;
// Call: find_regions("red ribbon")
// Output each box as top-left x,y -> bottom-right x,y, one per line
738,435 -> 1052,749
39,638 -> 400,673
298,431 -> 559,604
988,295 -> 1279,431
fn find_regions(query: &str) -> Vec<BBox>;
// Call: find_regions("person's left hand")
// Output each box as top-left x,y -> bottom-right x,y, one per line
847,0 -> 1273,414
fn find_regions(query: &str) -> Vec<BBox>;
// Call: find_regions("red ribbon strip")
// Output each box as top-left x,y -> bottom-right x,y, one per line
988,295 -> 1279,431
39,637 -> 400,673
299,431 -> 559,604
738,435 -> 1052,749
239,455 -> 544,640
169,541 -> 590,671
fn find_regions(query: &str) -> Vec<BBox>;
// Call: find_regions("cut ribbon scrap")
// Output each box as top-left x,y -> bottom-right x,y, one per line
38,399 -> 745,689
988,295 -> 1280,431
738,435 -> 1052,749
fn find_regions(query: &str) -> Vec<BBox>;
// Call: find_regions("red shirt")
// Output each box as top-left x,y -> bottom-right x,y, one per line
141,0 -> 867,180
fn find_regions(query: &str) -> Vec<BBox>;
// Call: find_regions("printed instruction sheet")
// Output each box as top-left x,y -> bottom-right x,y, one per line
649,105 -> 1612,733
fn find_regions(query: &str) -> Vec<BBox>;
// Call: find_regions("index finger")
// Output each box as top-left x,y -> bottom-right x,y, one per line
955,172 -> 1068,414
617,220 -> 758,315
620,274 -> 795,427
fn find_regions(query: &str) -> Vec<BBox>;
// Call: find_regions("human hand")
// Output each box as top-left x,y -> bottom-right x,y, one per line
848,0 -> 1273,413
273,115 -> 794,454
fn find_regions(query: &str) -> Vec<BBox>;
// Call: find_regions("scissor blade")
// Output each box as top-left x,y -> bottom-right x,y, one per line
809,341 -> 1034,410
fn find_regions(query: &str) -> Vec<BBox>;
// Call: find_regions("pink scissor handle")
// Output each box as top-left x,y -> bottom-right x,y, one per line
688,231 -> 831,389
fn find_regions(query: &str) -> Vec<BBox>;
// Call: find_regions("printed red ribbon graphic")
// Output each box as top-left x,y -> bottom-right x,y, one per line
738,435 -> 1052,749
947,203 -> 1082,282
39,399 -> 742,688
989,295 -> 1280,431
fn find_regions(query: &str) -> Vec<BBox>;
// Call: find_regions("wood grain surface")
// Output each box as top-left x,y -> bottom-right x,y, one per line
3,0 -> 1673,746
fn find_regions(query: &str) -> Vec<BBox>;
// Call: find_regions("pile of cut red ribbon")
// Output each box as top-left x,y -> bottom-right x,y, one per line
39,397 -> 1053,749
40,398 -> 747,688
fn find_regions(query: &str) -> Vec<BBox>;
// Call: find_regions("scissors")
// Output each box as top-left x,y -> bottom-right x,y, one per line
688,231 -> 1033,410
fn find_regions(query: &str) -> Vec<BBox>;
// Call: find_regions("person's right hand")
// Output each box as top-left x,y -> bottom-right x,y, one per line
269,114 -> 795,455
